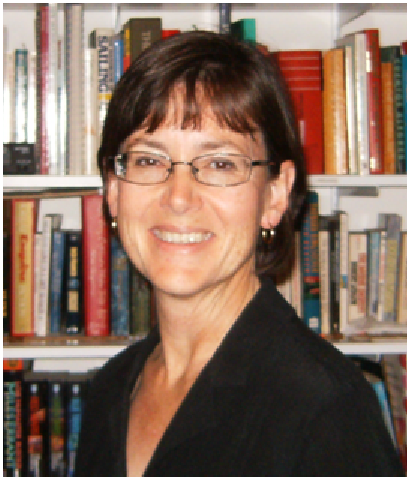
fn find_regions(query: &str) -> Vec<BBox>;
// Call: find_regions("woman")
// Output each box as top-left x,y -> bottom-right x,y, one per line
75,31 -> 403,476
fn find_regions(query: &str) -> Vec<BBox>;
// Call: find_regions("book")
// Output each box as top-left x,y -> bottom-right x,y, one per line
402,46 -> 407,173
88,27 -> 114,148
3,199 -> 12,337
83,47 -> 98,175
363,28 -> 384,174
24,373 -> 49,477
3,51 -> 14,143
66,378 -> 86,477
377,229 -> 388,322
122,17 -> 162,71
328,213 -> 341,334
112,32 -> 123,85
48,379 -> 66,476
366,228 -> 383,321
397,232 -> 407,324
3,142 -> 37,175
49,230 -> 66,335
335,32 -> 370,176
82,195 -> 110,337
130,266 -> 152,336
381,46 -> 397,174
11,199 -> 36,337
36,214 -> 63,337
218,3 -> 232,34
378,213 -> 402,322
338,211 -> 349,333
299,191 -> 321,334
231,18 -> 256,44
65,4 -> 85,176
274,50 -> 324,175
14,47 -> 29,143
111,236 -> 131,336
290,230 -> 303,319
348,231 -> 368,323
63,231 -> 83,335
162,29 -> 181,40
322,48 -> 348,175
3,369 -> 24,475
318,215 -> 331,336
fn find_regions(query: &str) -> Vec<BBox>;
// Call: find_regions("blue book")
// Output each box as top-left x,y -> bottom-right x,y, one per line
367,229 -> 382,320
218,3 -> 231,34
111,236 -> 131,336
300,191 -> 321,334
231,18 -> 256,45
113,33 -> 123,85
49,230 -> 66,335
66,380 -> 84,477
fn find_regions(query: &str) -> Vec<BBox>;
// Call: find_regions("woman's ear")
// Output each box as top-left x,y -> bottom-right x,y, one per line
261,160 -> 296,229
106,172 -> 119,219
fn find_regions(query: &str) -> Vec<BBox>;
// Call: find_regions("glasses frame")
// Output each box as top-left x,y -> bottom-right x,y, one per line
112,151 -> 272,187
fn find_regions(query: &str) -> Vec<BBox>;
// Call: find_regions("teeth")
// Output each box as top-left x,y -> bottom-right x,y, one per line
153,230 -> 211,244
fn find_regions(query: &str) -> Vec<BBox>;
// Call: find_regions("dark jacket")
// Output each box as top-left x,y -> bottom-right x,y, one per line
75,278 -> 404,476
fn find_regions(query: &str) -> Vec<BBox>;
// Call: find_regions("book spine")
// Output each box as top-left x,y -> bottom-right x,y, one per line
300,191 -> 321,334
364,29 -> 384,174
339,211 -> 349,332
66,382 -> 83,477
113,33 -> 123,85
323,48 -> 348,175
329,215 -> 340,334
231,18 -> 256,45
28,51 -> 37,145
36,216 -> 53,337
381,51 -> 396,174
4,233 -> 11,336
318,215 -> 331,336
394,50 -> 406,173
47,3 -> 59,175
348,232 -> 368,322
130,267 -> 151,336
111,236 -> 130,336
367,230 -> 381,320
290,230 -> 303,319
65,4 -> 84,176
14,48 -> 28,143
218,3 -> 232,34
3,371 -> 23,474
3,51 -> 14,143
64,231 -> 83,335
129,18 -> 162,60
82,195 -> 110,337
398,232 -> 407,323
11,199 -> 36,337
276,50 -> 324,175
83,48 -> 98,175
49,230 -> 66,335
402,53 -> 407,173
377,229 -> 387,322
123,22 -> 130,73
48,381 -> 66,476
57,36 -> 66,175
40,4 -> 50,174
342,44 -> 358,174
354,33 -> 370,176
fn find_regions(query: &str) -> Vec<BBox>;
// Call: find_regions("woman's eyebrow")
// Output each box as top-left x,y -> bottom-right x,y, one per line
126,138 -> 169,152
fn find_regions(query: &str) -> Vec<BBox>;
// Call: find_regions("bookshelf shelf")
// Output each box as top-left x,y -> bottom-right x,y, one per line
3,175 -> 103,192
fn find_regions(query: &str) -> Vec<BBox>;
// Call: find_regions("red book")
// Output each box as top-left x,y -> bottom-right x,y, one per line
11,199 -> 36,337
82,195 -> 110,337
401,41 -> 407,55
36,5 -> 49,174
162,29 -> 180,39
274,50 -> 324,175
363,29 -> 384,174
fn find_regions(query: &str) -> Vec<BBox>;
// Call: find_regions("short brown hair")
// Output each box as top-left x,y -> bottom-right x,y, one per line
99,30 -> 307,278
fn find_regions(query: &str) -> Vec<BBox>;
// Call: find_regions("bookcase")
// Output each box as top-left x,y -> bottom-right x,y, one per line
3,3 -> 407,374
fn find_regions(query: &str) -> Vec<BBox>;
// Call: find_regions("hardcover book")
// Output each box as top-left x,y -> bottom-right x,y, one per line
63,231 -> 83,335
82,195 -> 110,337
111,235 -> 131,336
11,199 -> 36,337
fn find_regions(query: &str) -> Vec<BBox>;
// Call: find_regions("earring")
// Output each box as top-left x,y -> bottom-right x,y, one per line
111,217 -> 118,229
261,228 -> 275,244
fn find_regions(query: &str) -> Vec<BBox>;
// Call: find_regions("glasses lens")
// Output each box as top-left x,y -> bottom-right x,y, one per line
116,152 -> 171,184
193,154 -> 251,186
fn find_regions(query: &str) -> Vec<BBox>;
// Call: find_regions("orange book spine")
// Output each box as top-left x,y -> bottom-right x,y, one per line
11,199 -> 36,336
381,61 -> 396,173
323,48 -> 348,175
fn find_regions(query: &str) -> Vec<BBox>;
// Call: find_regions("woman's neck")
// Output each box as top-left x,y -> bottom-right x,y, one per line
151,273 -> 261,386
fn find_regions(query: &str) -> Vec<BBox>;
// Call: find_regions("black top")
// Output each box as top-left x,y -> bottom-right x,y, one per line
75,278 -> 403,476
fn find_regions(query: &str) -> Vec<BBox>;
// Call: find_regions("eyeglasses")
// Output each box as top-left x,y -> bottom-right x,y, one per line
113,151 -> 271,187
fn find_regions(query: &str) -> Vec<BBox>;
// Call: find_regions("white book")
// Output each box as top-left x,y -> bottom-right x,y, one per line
3,51 -> 14,143
47,3 -> 59,175
83,47 -> 99,175
339,211 -> 349,332
348,232 -> 368,323
398,232 -> 407,324
318,217 -> 330,335
27,51 -> 37,144
34,232 -> 43,333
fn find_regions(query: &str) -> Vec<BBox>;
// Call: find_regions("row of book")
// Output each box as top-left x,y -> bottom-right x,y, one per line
3,360 -> 94,476
3,194 -> 153,340
282,191 -> 407,337
4,6 -> 407,179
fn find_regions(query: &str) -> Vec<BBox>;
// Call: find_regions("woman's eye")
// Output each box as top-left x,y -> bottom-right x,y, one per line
131,154 -> 163,167
210,159 -> 237,170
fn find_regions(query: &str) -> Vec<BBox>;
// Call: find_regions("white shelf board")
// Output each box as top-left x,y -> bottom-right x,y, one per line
309,175 -> 407,189
3,175 -> 103,192
3,340 -> 407,361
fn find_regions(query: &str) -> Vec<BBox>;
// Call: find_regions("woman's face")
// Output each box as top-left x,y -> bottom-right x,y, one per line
107,112 -> 274,299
